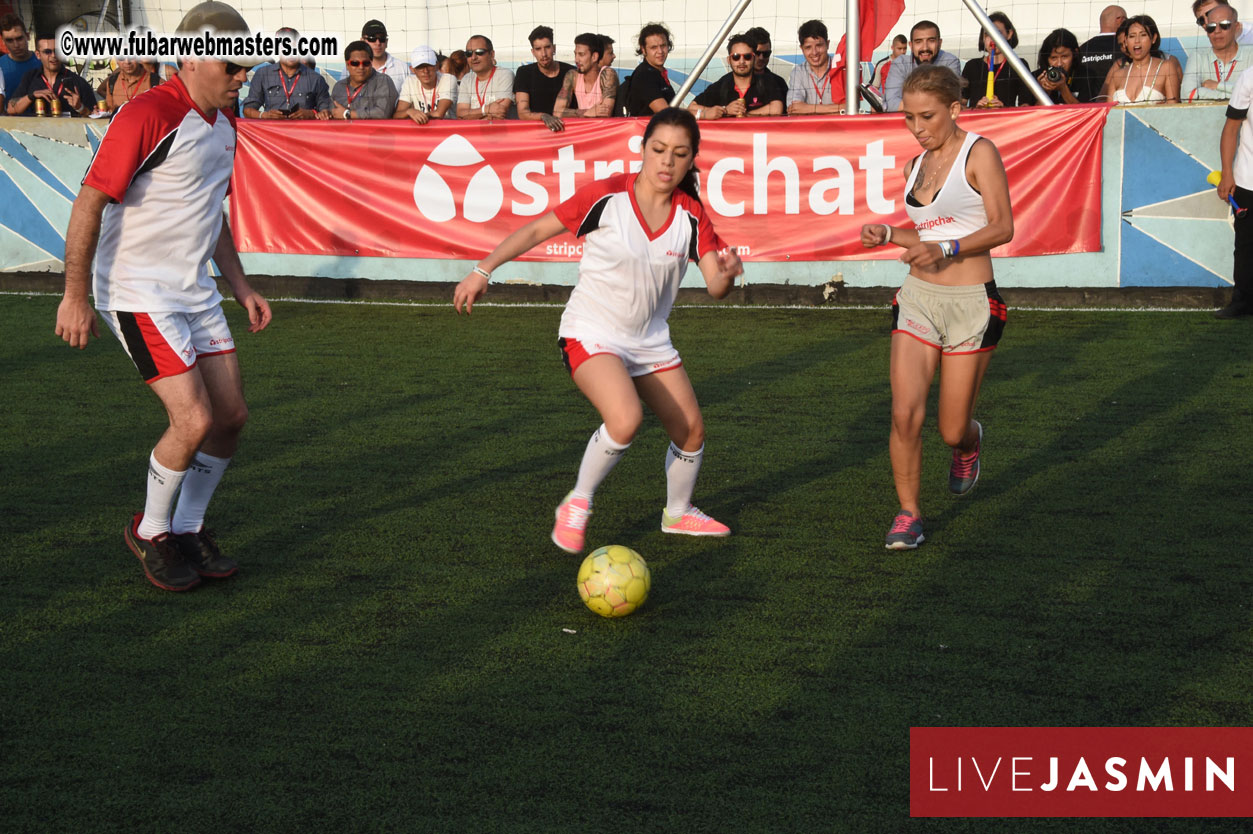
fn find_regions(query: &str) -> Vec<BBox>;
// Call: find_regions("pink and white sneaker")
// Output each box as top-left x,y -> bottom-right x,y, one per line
661,505 -> 730,537
552,492 -> 592,553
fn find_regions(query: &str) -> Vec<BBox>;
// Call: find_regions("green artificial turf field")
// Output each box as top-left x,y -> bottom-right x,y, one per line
3,294 -> 1251,832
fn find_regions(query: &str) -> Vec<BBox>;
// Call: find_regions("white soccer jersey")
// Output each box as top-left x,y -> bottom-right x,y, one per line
1229,67 -> 1253,190
553,173 -> 725,351
83,74 -> 236,313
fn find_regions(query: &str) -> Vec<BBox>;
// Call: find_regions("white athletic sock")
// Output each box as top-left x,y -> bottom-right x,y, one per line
572,425 -> 631,502
136,452 -> 187,540
665,442 -> 704,518
171,452 -> 232,535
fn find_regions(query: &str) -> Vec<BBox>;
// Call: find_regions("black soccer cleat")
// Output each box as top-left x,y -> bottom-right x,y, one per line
171,529 -> 238,578
124,513 -> 202,591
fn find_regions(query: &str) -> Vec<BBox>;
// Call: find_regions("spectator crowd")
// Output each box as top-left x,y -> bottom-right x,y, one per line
4,6 -> 1251,123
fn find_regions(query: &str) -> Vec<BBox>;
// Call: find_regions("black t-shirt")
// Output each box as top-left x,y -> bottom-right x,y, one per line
693,71 -> 784,111
625,61 -> 676,116
13,67 -> 97,115
513,61 -> 575,114
758,68 -> 789,102
1078,33 -> 1118,100
961,58 -> 1030,108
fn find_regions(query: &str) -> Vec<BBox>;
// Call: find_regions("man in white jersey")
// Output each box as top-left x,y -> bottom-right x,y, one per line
55,1 -> 273,591
1216,62 -> 1253,316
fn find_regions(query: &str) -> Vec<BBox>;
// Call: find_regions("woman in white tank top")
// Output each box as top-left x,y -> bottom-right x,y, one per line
1100,15 -> 1181,105
859,64 -> 1014,551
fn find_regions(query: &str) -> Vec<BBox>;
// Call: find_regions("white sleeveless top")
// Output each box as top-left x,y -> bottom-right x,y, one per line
1112,58 -> 1166,104
903,130 -> 988,241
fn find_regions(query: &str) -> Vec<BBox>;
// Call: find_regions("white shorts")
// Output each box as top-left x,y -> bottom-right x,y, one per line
558,335 -> 683,378
101,306 -> 235,384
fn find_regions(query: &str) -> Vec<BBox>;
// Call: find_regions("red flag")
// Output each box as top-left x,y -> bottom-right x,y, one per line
829,0 -> 907,102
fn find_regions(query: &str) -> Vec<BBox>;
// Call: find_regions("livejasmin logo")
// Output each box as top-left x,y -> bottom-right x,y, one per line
412,133 -> 897,223
928,754 -> 1235,793
910,727 -> 1253,818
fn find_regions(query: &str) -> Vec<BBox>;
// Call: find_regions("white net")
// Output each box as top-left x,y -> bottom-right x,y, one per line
20,0 -> 1220,82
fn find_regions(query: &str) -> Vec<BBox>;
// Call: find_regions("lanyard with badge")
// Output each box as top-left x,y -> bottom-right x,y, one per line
475,67 -> 496,108
279,69 -> 299,108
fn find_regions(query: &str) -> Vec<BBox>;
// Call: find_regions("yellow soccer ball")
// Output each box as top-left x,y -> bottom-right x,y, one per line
577,545 -> 651,618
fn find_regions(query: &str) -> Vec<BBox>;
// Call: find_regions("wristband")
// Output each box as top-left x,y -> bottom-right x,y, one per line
697,109 -> 704,120
952,239 -> 961,256
938,240 -> 953,258
882,225 -> 893,245
472,266 -> 491,280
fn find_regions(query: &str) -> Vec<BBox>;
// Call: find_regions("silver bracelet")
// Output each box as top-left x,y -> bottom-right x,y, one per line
882,225 -> 893,245
937,240 -> 954,258
472,266 -> 491,280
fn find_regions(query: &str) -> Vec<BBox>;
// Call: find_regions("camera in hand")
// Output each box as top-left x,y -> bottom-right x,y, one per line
1044,65 -> 1065,83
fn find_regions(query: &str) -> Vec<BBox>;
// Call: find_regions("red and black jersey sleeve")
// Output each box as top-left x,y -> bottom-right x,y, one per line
676,191 -> 726,261
553,174 -> 627,237
82,87 -> 186,203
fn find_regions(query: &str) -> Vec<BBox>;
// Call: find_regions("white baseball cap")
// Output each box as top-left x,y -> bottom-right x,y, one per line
409,45 -> 438,68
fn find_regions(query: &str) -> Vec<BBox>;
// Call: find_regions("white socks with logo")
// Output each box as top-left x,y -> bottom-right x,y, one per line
172,452 -> 232,535
665,442 -> 704,518
136,452 -> 186,540
573,424 -> 631,503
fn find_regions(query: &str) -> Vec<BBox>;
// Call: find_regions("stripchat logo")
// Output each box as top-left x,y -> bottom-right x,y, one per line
413,135 -> 504,223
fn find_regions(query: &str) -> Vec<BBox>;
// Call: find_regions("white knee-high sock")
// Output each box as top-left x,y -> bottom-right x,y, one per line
136,452 -> 187,540
171,452 -> 231,535
665,442 -> 704,517
573,425 -> 631,502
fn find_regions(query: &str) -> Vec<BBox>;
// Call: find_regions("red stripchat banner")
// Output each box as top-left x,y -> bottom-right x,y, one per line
231,105 -> 1109,262
911,727 -> 1253,817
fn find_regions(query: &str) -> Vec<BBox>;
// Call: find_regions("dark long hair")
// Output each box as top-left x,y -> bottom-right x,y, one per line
976,11 -> 1019,52
1122,15 -> 1165,58
642,107 -> 702,202
1036,28 -> 1081,74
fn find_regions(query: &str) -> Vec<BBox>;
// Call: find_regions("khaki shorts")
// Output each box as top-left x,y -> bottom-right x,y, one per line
891,276 -> 1007,354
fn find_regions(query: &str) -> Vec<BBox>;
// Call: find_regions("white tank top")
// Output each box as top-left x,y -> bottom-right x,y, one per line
903,130 -> 988,241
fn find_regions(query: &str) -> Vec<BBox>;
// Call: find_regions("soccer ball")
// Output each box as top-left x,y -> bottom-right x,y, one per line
577,545 -> 651,618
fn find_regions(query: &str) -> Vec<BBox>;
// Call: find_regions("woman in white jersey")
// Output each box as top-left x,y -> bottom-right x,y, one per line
860,65 -> 1013,550
453,108 -> 744,554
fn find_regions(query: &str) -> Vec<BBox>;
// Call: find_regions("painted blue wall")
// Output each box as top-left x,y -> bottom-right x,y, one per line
0,104 -> 1234,290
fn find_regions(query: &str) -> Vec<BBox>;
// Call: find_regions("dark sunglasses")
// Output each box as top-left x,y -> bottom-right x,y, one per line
363,35 -> 386,43
224,61 -> 246,75
347,59 -> 370,67
755,49 -> 771,58
1205,20 -> 1235,32
469,48 -> 490,56
730,52 -> 754,61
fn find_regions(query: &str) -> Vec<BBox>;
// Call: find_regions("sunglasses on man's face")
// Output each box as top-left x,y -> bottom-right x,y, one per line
756,49 -> 771,58
347,59 -> 370,67
730,53 -> 754,61
1205,19 -> 1235,32
225,62 -> 246,75
364,35 -> 386,43
469,48 -> 490,56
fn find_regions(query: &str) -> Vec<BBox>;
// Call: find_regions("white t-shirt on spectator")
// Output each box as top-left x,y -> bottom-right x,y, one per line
458,67 -> 515,113
400,72 -> 457,115
1227,66 -> 1253,188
